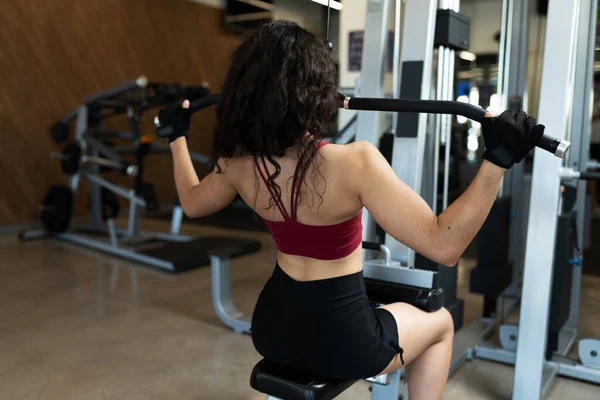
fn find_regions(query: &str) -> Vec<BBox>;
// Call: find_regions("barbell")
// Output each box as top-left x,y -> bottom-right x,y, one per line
52,142 -> 138,177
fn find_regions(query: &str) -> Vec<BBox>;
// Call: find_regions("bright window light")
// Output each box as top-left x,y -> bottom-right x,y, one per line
310,0 -> 343,10
469,87 -> 480,108
487,94 -> 500,114
467,134 -> 479,152
459,51 -> 476,62
457,95 -> 469,124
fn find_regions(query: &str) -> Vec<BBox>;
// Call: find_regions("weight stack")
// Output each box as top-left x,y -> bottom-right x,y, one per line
224,0 -> 274,33
470,197 -> 513,318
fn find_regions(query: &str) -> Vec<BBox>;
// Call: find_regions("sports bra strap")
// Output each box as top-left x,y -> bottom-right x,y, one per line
256,142 -> 330,221
255,157 -> 290,220
290,160 -> 301,220
289,141 -> 329,219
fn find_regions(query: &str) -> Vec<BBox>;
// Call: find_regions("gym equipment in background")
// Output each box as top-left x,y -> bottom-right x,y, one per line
239,0 -> 597,398
461,0 -> 600,398
21,77 -> 261,274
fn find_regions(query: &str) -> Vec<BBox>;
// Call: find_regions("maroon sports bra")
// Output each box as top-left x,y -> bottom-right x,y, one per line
254,143 -> 363,260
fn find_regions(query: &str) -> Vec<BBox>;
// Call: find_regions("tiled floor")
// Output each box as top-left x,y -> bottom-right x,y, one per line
1,219 -> 599,399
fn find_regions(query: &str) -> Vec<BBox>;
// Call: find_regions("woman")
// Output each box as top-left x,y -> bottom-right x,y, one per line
161,21 -> 543,400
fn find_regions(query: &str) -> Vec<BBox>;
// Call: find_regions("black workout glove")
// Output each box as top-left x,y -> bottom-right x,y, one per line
481,109 -> 545,169
156,100 -> 191,143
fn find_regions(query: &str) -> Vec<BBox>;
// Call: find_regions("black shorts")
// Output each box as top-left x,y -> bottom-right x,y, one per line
251,264 -> 403,380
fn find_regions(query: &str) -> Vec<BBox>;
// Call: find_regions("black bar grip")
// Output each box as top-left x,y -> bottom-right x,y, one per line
538,135 -> 558,153
154,93 -> 221,135
579,172 -> 600,181
189,93 -> 220,113
361,241 -> 383,252
343,96 -> 570,158
346,97 -> 487,121
83,76 -> 148,105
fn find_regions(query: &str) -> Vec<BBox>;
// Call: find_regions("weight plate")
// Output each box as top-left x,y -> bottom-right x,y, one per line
101,188 -> 120,221
40,185 -> 73,233
60,142 -> 82,176
50,122 -> 69,144
579,338 -> 600,368
140,182 -> 158,211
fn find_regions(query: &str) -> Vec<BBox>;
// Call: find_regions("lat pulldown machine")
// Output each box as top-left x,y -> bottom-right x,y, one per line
155,44 -> 568,400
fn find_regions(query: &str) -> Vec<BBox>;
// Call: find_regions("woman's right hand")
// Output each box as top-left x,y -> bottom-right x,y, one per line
480,110 -> 545,169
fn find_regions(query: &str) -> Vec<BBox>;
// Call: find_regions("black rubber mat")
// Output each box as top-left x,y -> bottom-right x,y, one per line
149,204 -> 269,233
139,237 -> 262,273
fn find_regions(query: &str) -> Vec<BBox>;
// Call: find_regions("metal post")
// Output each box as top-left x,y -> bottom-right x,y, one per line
496,0 -> 511,199
357,0 -> 392,242
391,0 -> 402,132
513,0 -> 581,397
107,219 -> 118,247
370,368 -> 407,399
442,46 -> 452,211
171,206 -> 184,235
128,189 -> 140,237
564,0 -> 597,332
384,0 -> 438,265
209,255 -> 252,334
433,61 -> 443,214
74,104 -> 103,230
504,0 -> 530,298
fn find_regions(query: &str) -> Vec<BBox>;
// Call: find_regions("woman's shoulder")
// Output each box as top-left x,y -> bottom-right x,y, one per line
320,141 -> 378,166
215,155 -> 253,173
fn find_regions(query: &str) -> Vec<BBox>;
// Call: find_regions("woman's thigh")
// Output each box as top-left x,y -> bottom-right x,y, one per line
377,302 -> 454,374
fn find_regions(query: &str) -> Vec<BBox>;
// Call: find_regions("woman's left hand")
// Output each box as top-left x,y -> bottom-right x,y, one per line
157,100 -> 191,143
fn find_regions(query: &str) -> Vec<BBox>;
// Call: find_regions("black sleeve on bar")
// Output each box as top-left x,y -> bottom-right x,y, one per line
347,97 -> 487,121
190,93 -> 221,113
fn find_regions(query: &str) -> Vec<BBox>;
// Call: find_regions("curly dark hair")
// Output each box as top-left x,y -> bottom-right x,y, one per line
213,20 -> 339,212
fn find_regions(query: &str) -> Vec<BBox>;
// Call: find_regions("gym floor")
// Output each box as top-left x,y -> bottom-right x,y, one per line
2,218 -> 599,400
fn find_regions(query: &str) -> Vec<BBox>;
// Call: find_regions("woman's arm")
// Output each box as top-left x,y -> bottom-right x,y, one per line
170,137 -> 237,218
353,141 -> 504,267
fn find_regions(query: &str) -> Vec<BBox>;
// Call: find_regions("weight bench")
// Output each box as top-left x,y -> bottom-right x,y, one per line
250,359 -> 357,400
250,359 -> 407,400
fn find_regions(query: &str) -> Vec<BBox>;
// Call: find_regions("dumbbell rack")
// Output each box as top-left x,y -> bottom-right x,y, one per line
21,76 -> 261,274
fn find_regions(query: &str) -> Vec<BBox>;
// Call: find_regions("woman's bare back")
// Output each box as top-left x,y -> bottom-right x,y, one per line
219,142 -> 365,281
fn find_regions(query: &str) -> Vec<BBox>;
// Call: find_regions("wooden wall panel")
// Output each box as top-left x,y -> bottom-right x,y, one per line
0,0 -> 240,225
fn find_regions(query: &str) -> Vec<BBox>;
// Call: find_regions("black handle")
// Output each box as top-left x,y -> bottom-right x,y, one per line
189,93 -> 220,113
579,172 -> 600,181
345,97 -> 570,159
347,97 -> 487,120
362,241 -> 384,252
154,94 -> 221,137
